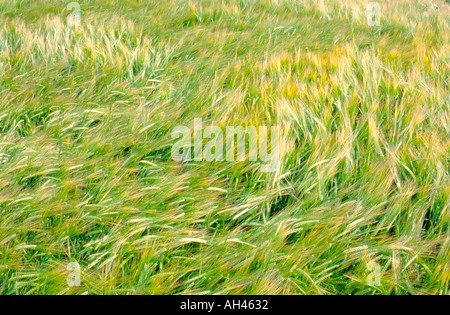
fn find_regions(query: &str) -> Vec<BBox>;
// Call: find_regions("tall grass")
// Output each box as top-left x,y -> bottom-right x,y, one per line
0,0 -> 448,294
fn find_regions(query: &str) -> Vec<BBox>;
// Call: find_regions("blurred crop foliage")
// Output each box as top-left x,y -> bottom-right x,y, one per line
0,0 -> 448,294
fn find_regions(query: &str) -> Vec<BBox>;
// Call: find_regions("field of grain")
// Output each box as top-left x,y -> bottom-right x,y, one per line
0,0 -> 448,294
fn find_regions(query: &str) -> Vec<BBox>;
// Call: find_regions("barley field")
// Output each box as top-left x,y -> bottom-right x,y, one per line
0,0 -> 448,295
